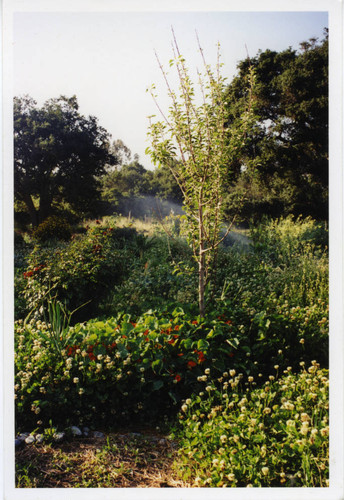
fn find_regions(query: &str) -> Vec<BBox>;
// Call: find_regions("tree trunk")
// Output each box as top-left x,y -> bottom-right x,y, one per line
38,190 -> 53,224
21,192 -> 39,228
199,250 -> 205,318
198,204 -> 205,318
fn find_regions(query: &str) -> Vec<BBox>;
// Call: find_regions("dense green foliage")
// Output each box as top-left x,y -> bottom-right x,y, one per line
31,215 -> 72,242
224,32 -> 328,221
174,363 -> 329,487
14,95 -> 116,227
14,215 -> 329,486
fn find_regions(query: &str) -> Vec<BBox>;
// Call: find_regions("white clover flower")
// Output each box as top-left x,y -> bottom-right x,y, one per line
204,368 -> 210,375
194,477 -> 202,486
226,473 -> 235,481
78,388 -> 84,395
248,376 -> 254,382
263,407 -> 271,414
205,386 -> 212,392
301,413 -> 310,422
212,458 -> 219,466
229,369 -> 236,377
73,377 -> 79,384
39,387 -> 46,394
34,407 -> 41,415
186,398 -> 192,405
261,467 -> 269,476
300,423 -> 309,435
220,434 -> 227,443
64,371 -> 70,377
281,401 -> 294,411
181,404 -> 188,413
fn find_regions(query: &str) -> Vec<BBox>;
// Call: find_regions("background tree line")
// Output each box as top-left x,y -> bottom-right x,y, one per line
14,31 -> 328,230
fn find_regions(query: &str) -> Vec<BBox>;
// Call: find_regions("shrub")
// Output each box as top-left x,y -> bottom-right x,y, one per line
173,362 -> 329,487
249,215 -> 328,264
32,215 -> 72,242
19,226 -> 139,322
15,308 -> 255,431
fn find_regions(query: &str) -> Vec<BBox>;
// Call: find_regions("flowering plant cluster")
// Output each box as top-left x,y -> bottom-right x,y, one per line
15,308 -> 245,430
173,361 -> 329,487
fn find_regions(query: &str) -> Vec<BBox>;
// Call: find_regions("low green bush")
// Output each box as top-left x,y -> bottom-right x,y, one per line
19,225 -> 140,322
31,215 -> 72,242
15,307 -> 256,431
173,362 -> 329,487
249,215 -> 328,264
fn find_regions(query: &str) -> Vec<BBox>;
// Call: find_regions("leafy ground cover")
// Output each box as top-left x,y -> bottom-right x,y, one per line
14,215 -> 329,487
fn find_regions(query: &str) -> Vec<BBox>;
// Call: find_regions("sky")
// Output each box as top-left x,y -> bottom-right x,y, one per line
13,9 -> 328,169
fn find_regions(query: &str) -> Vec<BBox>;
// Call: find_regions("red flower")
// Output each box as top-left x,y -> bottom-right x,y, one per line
89,353 -> 96,361
23,270 -> 34,278
187,360 -> 197,369
174,325 -> 180,331
143,329 -> 149,336
177,353 -> 184,357
194,349 -> 206,363
191,320 -> 198,325
226,320 -> 232,325
174,374 -> 181,382
122,335 -> 127,339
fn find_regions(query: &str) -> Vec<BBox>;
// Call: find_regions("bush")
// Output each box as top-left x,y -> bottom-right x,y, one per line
15,307 -> 257,431
173,362 -> 329,487
32,215 -> 72,242
249,215 -> 328,263
19,225 -> 140,322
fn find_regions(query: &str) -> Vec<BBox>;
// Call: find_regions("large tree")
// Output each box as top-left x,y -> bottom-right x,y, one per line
224,30 -> 328,221
14,95 -> 116,226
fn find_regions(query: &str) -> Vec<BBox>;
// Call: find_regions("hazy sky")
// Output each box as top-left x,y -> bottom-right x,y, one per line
13,10 -> 328,169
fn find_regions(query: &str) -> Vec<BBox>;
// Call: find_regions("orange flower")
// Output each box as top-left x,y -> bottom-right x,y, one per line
191,320 -> 198,325
174,325 -> 180,331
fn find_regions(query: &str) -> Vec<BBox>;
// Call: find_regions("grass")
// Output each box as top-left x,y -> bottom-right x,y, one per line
16,430 -> 188,488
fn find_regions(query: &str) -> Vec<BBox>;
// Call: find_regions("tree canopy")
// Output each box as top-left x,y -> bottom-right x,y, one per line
223,30 -> 328,221
14,95 -> 116,226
